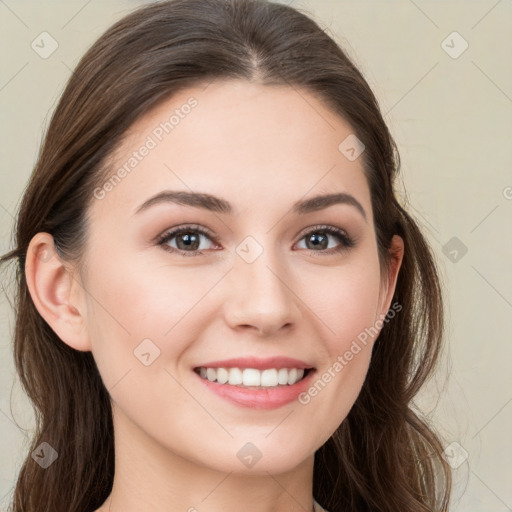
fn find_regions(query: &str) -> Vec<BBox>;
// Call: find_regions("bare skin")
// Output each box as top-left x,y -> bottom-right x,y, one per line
26,79 -> 403,512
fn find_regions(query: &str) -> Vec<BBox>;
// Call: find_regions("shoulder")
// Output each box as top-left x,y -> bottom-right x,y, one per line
313,499 -> 330,512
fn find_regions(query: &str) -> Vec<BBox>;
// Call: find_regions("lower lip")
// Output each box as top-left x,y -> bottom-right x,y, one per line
194,369 -> 316,410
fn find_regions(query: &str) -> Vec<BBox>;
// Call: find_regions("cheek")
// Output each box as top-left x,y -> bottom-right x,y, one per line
83,253 -> 208,433
324,263 -> 382,379
300,255 -> 382,349
84,250 -> 217,378
293,256 -> 382,432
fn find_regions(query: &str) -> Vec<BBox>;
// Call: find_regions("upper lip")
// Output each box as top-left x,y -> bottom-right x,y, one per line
194,356 -> 315,371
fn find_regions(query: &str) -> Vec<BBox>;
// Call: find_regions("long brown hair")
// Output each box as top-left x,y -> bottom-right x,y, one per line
1,0 -> 451,510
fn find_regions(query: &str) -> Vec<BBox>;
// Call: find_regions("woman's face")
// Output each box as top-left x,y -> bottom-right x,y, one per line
76,79 -> 402,474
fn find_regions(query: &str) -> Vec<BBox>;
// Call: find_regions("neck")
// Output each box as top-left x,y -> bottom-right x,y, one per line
98,405 -> 316,512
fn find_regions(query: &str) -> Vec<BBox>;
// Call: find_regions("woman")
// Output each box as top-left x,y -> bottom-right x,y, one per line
0,0 -> 452,510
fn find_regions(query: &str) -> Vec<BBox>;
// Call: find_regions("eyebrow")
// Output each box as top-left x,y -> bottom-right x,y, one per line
134,190 -> 367,221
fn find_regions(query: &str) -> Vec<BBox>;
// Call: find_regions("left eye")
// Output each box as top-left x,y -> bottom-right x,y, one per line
295,225 -> 354,253
157,224 -> 355,257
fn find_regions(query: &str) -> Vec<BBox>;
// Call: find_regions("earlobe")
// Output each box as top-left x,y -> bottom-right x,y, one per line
25,232 -> 92,352
379,234 -> 405,317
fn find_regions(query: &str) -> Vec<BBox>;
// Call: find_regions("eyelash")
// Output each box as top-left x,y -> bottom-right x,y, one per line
156,223 -> 356,258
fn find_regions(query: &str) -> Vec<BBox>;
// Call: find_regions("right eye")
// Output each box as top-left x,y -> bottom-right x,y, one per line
157,224 -> 220,257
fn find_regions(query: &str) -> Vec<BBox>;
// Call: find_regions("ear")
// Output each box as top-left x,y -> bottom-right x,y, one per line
377,234 -> 404,318
25,232 -> 91,352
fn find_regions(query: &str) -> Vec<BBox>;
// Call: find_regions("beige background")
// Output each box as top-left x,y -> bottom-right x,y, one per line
1,0 -> 511,510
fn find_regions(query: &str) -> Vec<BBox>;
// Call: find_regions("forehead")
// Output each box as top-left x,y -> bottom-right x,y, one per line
91,80 -> 371,220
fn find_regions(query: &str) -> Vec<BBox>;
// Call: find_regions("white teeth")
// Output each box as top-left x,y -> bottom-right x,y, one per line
228,367 -> 243,385
196,367 -> 306,387
216,367 -> 229,384
243,368 -> 261,386
260,369 -> 277,387
277,368 -> 288,385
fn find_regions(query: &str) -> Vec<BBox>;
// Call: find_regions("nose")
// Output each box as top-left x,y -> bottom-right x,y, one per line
222,251 -> 301,337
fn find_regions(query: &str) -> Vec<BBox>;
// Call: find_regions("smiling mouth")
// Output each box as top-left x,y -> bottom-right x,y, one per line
193,366 -> 314,388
